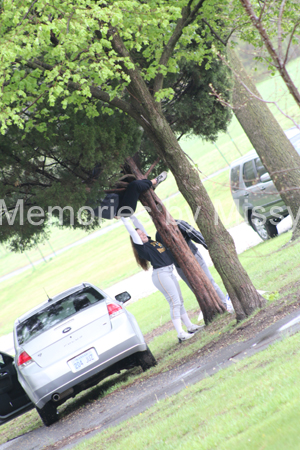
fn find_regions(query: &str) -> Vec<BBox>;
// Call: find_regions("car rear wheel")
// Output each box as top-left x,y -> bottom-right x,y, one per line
138,346 -> 157,371
36,401 -> 59,427
250,215 -> 278,240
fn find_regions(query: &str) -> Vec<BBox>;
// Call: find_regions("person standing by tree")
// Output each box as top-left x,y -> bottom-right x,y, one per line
121,216 -> 201,343
155,220 -> 234,313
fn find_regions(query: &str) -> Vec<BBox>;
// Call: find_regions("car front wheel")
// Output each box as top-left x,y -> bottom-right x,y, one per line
138,346 -> 157,371
250,215 -> 278,240
36,401 -> 59,427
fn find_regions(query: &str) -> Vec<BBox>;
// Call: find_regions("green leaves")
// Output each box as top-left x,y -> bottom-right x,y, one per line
0,0 -> 220,133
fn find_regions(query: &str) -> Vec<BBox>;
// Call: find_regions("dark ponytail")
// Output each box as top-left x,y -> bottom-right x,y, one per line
130,237 -> 150,271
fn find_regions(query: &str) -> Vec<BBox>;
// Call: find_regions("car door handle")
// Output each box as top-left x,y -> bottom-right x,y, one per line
0,372 -> 8,377
244,192 -> 249,196
260,186 -> 266,190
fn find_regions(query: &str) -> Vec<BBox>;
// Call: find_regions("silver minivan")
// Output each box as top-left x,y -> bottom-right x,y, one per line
230,127 -> 300,240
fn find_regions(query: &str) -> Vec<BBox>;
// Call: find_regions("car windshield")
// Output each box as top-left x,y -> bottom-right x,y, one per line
16,287 -> 105,345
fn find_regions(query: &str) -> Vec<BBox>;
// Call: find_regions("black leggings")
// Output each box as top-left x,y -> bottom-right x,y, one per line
117,179 -> 152,216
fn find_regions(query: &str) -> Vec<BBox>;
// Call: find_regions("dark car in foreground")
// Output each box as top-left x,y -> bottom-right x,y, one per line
230,127 -> 300,240
1,282 -> 156,427
0,351 -> 33,425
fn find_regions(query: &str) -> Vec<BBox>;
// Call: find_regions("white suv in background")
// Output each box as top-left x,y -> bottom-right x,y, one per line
230,127 -> 300,240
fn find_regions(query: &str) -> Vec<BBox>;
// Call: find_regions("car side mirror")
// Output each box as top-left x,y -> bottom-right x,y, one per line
115,291 -> 131,303
260,173 -> 271,183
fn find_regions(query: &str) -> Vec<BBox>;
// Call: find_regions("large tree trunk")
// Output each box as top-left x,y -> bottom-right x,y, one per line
142,110 -> 265,321
111,30 -> 266,321
125,157 -> 226,325
229,48 -> 300,241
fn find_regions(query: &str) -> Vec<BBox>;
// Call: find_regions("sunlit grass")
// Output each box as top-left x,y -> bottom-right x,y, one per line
1,233 -> 299,444
73,332 -> 300,450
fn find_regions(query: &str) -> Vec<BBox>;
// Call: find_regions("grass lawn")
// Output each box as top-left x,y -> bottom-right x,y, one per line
72,332 -> 300,450
0,54 -> 300,449
1,232 -> 300,446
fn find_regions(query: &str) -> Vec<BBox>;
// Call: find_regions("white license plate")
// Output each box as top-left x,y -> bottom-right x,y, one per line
68,348 -> 98,373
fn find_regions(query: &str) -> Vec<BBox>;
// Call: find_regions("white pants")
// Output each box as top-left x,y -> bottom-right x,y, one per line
152,265 -> 187,320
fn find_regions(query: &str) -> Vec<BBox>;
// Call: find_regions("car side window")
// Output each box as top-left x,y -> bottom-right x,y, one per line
254,157 -> 267,179
230,166 -> 240,191
243,160 -> 257,187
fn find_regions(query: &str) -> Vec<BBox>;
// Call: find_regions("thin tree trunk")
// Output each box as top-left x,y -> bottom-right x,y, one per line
229,48 -> 300,241
125,157 -> 226,325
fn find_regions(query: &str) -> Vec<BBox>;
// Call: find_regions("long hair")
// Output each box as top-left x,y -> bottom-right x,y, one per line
130,236 -> 150,271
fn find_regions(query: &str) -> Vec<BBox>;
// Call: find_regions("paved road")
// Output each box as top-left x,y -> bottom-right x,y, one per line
2,308 -> 300,450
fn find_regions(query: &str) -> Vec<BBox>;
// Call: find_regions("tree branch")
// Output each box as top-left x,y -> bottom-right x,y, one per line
278,0 -> 287,62
17,0 -> 38,26
258,0 -> 268,22
284,20 -> 300,66
152,0 -> 206,96
213,52 -> 300,130
239,0 -> 300,107
144,157 -> 160,177
201,19 -> 227,46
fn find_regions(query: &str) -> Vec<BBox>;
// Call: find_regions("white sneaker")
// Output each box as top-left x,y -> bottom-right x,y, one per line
153,171 -> 167,189
225,294 -> 234,313
187,324 -> 202,334
177,331 -> 195,343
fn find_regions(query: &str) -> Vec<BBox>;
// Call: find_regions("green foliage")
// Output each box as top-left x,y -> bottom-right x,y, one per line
0,0 -> 231,132
200,0 -> 300,73
0,102 -> 142,250
264,291 -> 280,302
163,58 -> 232,141
0,0 -> 234,249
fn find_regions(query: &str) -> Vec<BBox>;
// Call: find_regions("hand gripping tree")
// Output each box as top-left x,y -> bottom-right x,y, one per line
0,0 -> 266,321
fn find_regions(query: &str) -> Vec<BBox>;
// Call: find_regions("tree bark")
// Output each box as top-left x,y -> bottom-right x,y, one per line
139,109 -> 265,321
125,157 -> 226,325
108,29 -> 266,322
229,48 -> 300,241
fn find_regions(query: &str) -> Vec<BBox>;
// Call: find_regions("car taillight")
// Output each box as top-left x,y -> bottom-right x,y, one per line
107,303 -> 123,318
17,351 -> 32,367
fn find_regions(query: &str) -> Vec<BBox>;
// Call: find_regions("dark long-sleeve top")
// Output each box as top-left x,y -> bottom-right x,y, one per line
121,217 -> 174,269
155,220 -> 207,268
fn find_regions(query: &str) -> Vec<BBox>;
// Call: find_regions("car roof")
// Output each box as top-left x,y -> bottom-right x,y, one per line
14,282 -> 97,324
230,149 -> 258,168
229,126 -> 300,169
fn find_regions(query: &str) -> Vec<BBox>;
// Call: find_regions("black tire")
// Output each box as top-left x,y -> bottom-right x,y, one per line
250,215 -> 278,240
36,401 -> 59,427
138,346 -> 157,372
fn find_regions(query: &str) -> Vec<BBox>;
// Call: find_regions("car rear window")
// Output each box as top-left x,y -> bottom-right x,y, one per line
230,165 -> 240,191
16,287 -> 105,345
